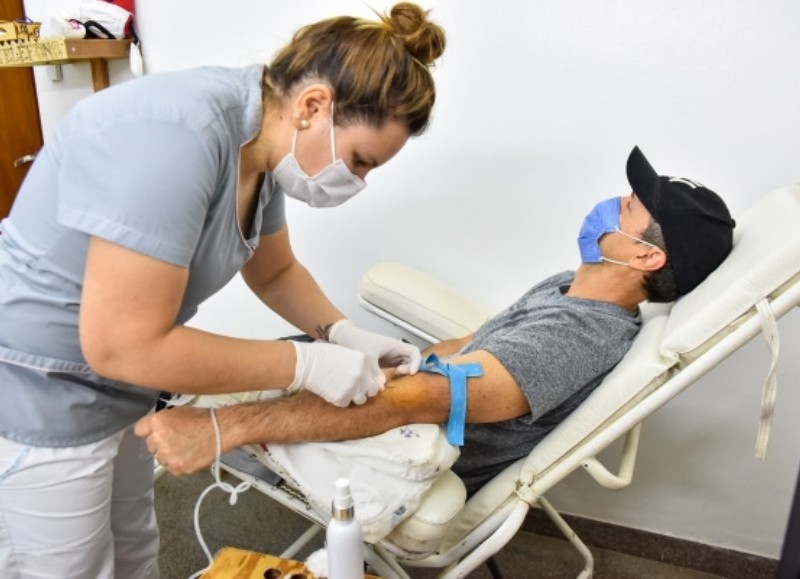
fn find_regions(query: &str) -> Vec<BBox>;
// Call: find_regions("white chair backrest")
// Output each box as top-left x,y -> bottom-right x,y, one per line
662,184 -> 800,360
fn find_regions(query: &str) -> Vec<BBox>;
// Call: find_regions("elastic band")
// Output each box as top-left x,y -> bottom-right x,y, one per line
754,298 -> 780,460
188,408 -> 252,579
418,354 -> 483,446
329,101 -> 337,158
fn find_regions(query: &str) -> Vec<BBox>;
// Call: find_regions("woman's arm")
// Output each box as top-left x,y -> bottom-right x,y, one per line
240,226 -> 345,338
80,236 -> 297,394
80,225 -> 397,406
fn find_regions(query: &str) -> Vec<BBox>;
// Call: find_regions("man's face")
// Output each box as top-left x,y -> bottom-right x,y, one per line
619,193 -> 653,236
599,193 -> 655,256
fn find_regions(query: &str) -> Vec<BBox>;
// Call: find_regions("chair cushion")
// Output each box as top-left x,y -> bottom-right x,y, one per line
380,469 -> 467,558
359,262 -> 492,341
438,460 -> 523,552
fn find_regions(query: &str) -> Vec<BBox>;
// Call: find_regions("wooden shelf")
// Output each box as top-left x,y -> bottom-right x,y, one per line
0,38 -> 132,91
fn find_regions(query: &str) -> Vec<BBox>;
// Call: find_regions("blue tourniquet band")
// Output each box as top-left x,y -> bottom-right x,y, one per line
418,354 -> 483,446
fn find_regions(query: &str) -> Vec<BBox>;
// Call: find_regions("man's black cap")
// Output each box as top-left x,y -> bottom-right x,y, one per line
626,146 -> 735,296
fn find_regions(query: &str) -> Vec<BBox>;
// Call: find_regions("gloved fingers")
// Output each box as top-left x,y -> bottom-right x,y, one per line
373,361 -> 387,385
364,356 -> 386,395
380,342 -> 422,375
408,346 -> 422,373
393,346 -> 422,375
330,321 -> 422,376
293,341 -> 385,407
366,372 -> 383,398
330,320 -> 402,359
331,371 -> 380,407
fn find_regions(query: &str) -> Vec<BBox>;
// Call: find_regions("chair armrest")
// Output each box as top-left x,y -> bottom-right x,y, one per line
580,423 -> 642,490
359,262 -> 492,342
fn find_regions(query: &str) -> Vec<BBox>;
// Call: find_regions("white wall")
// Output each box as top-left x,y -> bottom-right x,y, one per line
25,0 -> 800,559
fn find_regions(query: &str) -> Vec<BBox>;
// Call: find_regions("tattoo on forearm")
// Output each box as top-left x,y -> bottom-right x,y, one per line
315,322 -> 334,341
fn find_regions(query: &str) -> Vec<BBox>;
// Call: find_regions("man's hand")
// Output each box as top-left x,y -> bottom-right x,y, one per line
134,406 -> 222,476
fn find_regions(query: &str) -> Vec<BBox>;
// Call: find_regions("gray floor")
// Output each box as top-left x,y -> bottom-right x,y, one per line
154,469 -> 734,579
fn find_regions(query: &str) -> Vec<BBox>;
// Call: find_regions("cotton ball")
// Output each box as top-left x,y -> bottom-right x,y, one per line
305,548 -> 329,578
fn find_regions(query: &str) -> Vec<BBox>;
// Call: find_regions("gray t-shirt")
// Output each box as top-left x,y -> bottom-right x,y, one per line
455,271 -> 641,493
0,66 -> 286,446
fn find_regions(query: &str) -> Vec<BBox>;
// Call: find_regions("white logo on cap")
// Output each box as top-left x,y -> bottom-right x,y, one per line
669,177 -> 705,189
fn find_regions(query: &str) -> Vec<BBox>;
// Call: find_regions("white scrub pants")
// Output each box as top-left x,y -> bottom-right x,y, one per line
0,426 -> 160,579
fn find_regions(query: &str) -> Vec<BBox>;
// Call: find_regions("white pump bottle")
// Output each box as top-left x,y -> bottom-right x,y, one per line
325,478 -> 364,579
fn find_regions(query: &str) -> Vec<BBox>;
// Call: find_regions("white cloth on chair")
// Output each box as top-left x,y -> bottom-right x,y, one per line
181,391 -> 459,542
258,424 -> 459,543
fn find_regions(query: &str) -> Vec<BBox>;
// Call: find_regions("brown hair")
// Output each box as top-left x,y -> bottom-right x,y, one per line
640,219 -> 679,302
264,3 -> 446,136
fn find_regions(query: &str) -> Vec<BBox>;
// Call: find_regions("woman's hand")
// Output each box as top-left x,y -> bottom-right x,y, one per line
290,341 -> 385,406
328,320 -> 422,375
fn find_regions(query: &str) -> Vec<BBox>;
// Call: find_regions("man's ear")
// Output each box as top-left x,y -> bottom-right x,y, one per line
630,246 -> 668,272
291,84 -> 333,128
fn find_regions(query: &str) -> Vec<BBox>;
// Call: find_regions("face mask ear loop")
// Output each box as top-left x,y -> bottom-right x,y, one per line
614,227 -> 659,249
600,256 -> 632,267
601,228 -> 658,267
290,128 -> 299,156
329,101 -> 337,162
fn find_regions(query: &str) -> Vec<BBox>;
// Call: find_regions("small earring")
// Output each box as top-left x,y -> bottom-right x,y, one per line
298,118 -> 310,129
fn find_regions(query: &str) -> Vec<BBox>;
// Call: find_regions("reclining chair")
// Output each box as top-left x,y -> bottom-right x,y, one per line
216,184 -> 800,578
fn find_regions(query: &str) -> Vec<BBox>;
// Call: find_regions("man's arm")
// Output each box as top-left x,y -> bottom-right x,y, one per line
135,349 -> 530,475
422,335 -> 473,358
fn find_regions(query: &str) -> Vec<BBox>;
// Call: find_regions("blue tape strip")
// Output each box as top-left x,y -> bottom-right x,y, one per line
418,354 -> 483,446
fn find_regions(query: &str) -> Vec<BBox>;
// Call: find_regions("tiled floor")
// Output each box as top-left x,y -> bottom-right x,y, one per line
154,469 -> 755,579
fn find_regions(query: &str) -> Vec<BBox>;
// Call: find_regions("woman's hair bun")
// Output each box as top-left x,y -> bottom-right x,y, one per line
386,3 -> 446,66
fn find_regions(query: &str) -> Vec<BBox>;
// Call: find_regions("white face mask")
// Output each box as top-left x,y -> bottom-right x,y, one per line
272,103 -> 366,208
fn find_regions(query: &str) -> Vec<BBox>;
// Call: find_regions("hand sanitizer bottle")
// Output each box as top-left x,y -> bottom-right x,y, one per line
326,478 -> 364,579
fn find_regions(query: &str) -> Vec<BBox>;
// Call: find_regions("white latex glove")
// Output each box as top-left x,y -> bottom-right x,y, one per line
328,320 -> 422,375
288,341 -> 384,407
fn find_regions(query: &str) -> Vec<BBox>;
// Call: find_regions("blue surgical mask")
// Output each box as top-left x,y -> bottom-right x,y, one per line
578,197 -> 657,264
273,102 -> 366,208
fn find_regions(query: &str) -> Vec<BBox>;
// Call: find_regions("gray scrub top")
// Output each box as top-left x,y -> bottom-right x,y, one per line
0,65 -> 286,447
